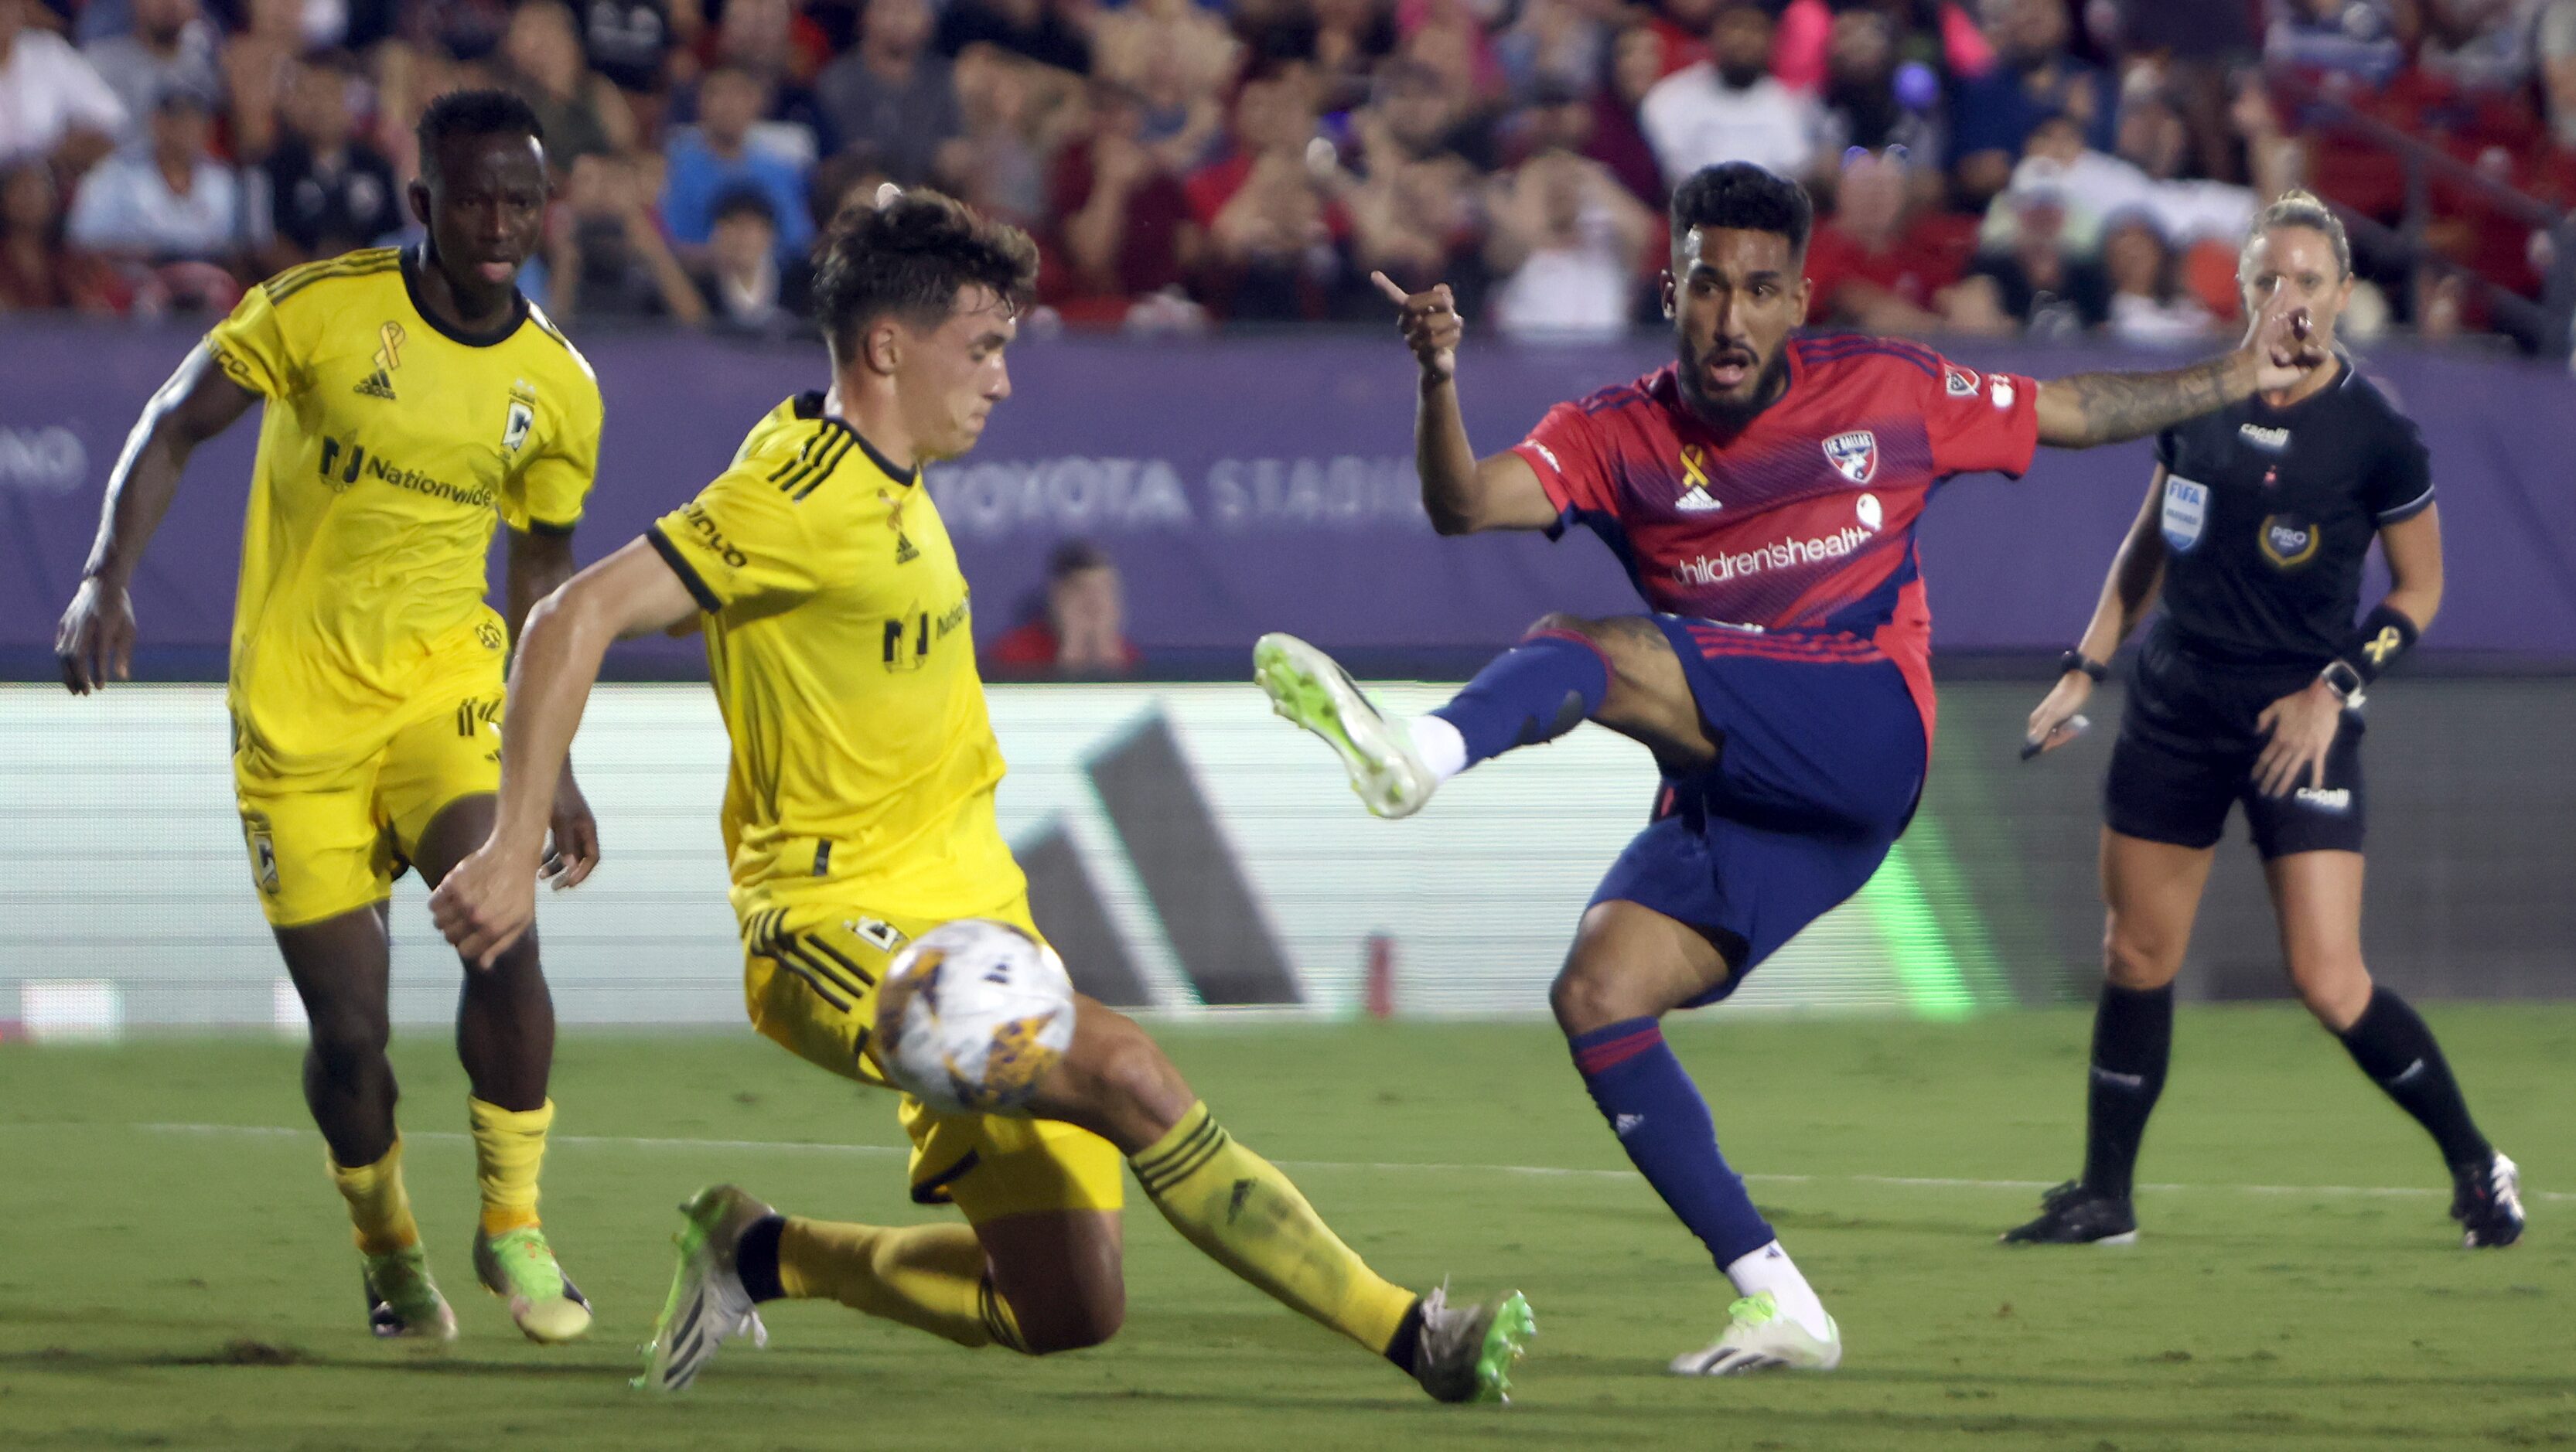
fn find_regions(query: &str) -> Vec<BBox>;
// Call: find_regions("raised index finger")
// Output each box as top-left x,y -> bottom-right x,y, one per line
1370,271 -> 1412,308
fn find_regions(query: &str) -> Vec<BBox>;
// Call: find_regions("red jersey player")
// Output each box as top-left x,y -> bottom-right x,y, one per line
1256,162 -> 2324,1377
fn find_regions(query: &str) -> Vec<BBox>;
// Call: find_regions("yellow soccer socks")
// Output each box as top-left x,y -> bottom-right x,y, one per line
746,1216 -> 1029,1352
1130,1101 -> 1417,1358
328,1137 -> 422,1256
467,1096 -> 552,1236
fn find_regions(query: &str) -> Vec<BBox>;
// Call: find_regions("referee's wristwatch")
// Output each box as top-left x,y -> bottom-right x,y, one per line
2058,649 -> 2110,683
2318,658 -> 2366,703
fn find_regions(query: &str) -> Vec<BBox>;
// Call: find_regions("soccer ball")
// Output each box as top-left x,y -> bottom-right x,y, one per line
878,919 -> 1077,1115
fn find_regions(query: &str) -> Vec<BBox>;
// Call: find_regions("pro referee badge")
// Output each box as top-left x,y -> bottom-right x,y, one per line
2161,475 -> 2207,552
2259,514 -> 2319,569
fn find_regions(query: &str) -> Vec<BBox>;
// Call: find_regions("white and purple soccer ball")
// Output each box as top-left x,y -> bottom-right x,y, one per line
878,919 -> 1076,1116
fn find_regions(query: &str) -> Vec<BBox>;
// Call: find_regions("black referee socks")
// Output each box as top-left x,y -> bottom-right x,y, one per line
2080,982 -> 2174,1201
2337,987 -> 2495,1169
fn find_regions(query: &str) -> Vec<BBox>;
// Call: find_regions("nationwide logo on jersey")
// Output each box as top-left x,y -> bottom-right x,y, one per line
1674,446 -> 1723,513
1823,430 -> 1878,485
2240,424 -> 2291,452
503,380 -> 537,453
2259,513 -> 2319,569
353,320 -> 404,400
1944,365 -> 1980,397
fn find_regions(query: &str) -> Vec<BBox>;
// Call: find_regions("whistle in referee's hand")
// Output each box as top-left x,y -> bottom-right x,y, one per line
2019,714 -> 2091,761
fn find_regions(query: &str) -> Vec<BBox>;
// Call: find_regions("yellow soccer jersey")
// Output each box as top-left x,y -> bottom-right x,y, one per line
648,392 -> 1023,919
204,246 -> 603,772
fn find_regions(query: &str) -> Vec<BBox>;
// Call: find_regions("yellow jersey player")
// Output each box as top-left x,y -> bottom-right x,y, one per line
53,91 -> 601,1346
429,189 -> 1535,1403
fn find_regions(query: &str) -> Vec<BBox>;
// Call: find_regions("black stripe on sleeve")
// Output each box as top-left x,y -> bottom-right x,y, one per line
522,516 -> 578,538
645,524 -> 724,614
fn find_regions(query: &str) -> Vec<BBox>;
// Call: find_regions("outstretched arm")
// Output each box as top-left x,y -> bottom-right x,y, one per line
504,527 -> 603,889
1372,271 -> 1561,535
56,346 -> 259,692
2033,304 -> 2323,449
431,537 -> 701,966
2025,469 -> 2169,757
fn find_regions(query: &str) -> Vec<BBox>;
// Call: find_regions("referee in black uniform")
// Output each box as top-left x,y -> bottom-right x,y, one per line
2003,191 -> 2523,1250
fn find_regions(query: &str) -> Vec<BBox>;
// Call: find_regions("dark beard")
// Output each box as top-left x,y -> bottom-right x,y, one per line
1677,339 -> 1791,436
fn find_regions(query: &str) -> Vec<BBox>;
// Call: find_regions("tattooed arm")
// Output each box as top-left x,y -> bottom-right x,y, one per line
2033,304 -> 2325,449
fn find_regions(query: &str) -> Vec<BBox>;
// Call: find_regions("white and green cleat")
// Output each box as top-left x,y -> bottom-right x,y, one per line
1410,1286 -> 1537,1403
1669,1291 -> 1841,1375
473,1225 -> 592,1344
1253,632 -> 1435,819
361,1244 -> 458,1343
636,1184 -> 773,1392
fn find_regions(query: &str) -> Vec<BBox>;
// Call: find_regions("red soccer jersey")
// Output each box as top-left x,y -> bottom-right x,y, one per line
1509,336 -> 2041,744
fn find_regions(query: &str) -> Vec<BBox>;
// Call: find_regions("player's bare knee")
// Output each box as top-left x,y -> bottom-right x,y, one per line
2289,956 -> 2372,1031
2100,919 -> 2182,991
1065,1009 -> 1192,1147
1008,1283 -> 1124,1355
1549,962 -> 1644,1036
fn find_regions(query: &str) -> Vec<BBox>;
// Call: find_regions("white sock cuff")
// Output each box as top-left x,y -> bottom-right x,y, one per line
1405,714 -> 1469,783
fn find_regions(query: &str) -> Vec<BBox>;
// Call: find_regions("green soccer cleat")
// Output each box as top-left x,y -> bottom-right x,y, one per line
1669,1291 -> 1842,1375
361,1244 -> 458,1342
636,1184 -> 773,1393
473,1226 -> 593,1345
1253,632 -> 1435,820
1408,1285 -> 1537,1403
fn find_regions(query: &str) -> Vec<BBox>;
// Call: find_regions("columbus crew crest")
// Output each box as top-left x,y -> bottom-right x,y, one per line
1824,431 -> 1878,485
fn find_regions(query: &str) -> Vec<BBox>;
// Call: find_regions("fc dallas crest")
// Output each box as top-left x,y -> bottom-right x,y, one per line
1823,430 -> 1878,485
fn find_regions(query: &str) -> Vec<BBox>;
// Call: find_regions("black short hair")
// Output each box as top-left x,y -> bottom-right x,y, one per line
711,185 -> 777,228
1047,538 -> 1114,581
810,187 -> 1039,362
415,89 -> 545,183
1670,162 -> 1813,258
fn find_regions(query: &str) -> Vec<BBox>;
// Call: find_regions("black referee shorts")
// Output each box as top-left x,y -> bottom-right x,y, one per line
2103,632 -> 2366,859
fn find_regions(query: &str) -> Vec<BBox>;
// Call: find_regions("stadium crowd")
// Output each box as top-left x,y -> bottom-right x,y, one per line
0,0 -> 2568,345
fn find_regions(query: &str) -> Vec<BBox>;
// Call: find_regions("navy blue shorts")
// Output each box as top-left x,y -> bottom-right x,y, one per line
2105,628 -> 2366,858
1591,618 -> 1929,1007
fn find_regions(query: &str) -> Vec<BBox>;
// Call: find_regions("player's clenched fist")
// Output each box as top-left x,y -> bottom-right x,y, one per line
1373,271 -> 1462,381
430,840 -> 540,970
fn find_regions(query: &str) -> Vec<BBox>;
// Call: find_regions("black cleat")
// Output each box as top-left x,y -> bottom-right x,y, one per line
2450,1152 -> 2525,1249
2000,1181 -> 2138,1245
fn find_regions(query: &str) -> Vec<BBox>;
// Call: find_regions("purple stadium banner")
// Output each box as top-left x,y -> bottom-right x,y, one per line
5,321 -> 2574,667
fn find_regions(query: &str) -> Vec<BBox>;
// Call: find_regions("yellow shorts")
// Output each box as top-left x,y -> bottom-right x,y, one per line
739,893 -> 1125,1225
232,677 -> 505,928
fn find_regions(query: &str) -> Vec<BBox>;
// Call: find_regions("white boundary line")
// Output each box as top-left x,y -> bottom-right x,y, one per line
121,1122 -> 2568,1203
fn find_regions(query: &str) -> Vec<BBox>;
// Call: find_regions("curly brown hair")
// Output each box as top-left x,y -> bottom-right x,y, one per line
811,187 -> 1039,364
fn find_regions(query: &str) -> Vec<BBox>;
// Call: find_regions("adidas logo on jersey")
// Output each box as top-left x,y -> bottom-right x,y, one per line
355,320 -> 405,400
895,532 -> 920,564
1675,486 -> 1724,513
352,370 -> 396,400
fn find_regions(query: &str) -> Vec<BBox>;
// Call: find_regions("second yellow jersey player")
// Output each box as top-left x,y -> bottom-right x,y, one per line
208,245 -> 602,925
644,390 -> 1121,1222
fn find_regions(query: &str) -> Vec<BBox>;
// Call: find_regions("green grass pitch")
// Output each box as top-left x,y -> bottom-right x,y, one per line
2,1006 -> 2568,1450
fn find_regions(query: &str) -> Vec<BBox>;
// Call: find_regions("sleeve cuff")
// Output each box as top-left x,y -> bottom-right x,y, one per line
2375,484 -> 2435,524
523,516 -> 579,538
646,524 -> 724,614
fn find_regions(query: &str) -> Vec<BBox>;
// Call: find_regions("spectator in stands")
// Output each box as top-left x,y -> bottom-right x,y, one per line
2543,0 -> 2576,147
663,63 -> 812,260
940,45 -> 1075,229
502,0 -> 635,172
1814,9 -> 1942,165
67,85 -> 241,266
1991,112 -> 2260,253
2264,0 -> 2406,86
1947,0 -> 2117,204
2421,0 -> 2540,94
936,0 -> 1090,77
1186,66 -> 1319,230
1092,0 -> 1234,173
0,0 -> 125,172
1803,144 -> 1986,333
689,184 -> 810,335
1048,78 -> 1192,317
1496,0 -> 1607,106
84,0 -> 220,151
1957,188 -> 2111,336
1588,20 -> 1669,203
0,158 -> 119,311
814,0 -> 960,186
1349,151 -> 1482,306
218,0 -> 309,162
1359,56 -> 1487,170
1484,145 -> 1654,339
984,540 -> 1143,679
702,0 -> 834,162
246,48 -> 399,271
2100,210 -> 2219,343
1639,2 -> 1824,189
581,0 -> 684,135
542,148 -> 705,322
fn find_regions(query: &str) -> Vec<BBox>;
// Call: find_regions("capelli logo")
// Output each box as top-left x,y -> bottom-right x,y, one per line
0,426 -> 87,495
